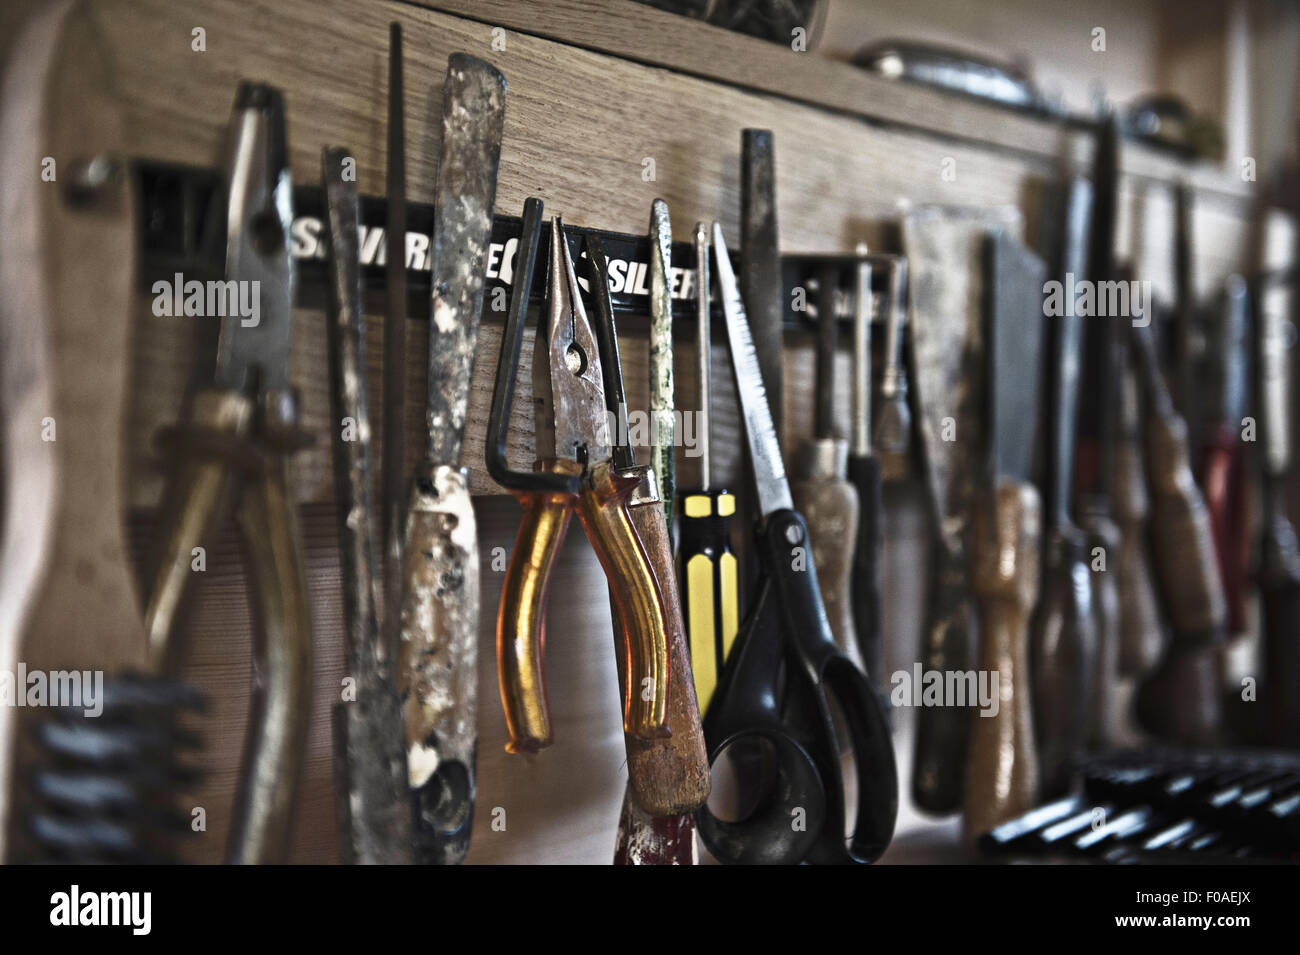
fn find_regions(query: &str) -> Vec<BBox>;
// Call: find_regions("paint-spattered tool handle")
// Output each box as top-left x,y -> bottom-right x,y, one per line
618,488 -> 710,816
1260,511 -> 1300,747
1029,525 -> 1094,798
578,461 -> 671,741
614,796 -> 696,865
228,396 -> 313,865
912,545 -> 975,815
397,463 -> 480,864
848,453 -> 887,707
497,460 -> 579,754
679,490 -> 739,715
965,481 -> 1040,844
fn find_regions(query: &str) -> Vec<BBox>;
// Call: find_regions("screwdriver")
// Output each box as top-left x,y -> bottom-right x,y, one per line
678,222 -> 739,715
792,263 -> 864,672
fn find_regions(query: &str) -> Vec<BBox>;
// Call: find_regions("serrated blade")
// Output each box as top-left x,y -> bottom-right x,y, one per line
424,53 -> 506,464
712,222 -> 792,517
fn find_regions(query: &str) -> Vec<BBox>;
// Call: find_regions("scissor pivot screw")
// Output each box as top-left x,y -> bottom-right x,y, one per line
785,522 -> 803,546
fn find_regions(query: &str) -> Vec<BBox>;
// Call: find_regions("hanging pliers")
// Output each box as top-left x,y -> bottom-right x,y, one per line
495,213 -> 671,752
142,83 -> 313,864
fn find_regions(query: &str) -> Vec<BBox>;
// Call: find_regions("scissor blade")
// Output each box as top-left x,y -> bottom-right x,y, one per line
425,53 -> 506,465
215,83 -> 294,394
712,222 -> 792,517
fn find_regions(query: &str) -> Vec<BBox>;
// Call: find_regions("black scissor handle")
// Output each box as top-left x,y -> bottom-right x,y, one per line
764,509 -> 899,863
697,508 -> 899,864
697,579 -> 826,865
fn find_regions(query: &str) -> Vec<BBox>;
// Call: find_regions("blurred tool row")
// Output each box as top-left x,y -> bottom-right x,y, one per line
1,8 -> 1295,866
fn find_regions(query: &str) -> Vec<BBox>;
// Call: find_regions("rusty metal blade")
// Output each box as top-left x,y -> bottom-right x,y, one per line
425,53 -> 505,465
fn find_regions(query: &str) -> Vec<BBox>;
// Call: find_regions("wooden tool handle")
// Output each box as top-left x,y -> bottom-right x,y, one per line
912,547 -> 976,814
1077,511 -> 1123,749
496,461 -> 578,754
964,481 -> 1040,843
1029,525 -> 1094,797
1145,412 -> 1228,639
1111,426 -> 1164,676
229,422 -> 313,865
619,498 -> 710,815
577,461 -> 671,741
0,0 -> 140,858
792,475 -> 863,671
397,463 -> 480,863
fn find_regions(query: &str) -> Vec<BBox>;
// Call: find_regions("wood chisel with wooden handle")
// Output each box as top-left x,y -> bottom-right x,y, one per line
589,217 -> 709,863
322,147 -> 412,864
1132,318 -> 1227,744
1030,176 -> 1097,794
904,205 -> 1018,814
792,263 -> 863,674
397,53 -> 505,865
1073,117 -> 1128,762
964,230 -> 1045,843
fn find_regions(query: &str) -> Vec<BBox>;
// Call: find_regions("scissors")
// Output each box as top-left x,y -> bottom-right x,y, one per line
694,223 -> 898,865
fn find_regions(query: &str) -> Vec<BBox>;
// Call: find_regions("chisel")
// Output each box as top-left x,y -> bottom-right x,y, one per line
397,54 -> 505,864
1074,117 -> 1128,762
679,223 -> 740,715
1132,316 -> 1227,744
1030,176 -> 1097,793
963,230 -> 1045,843
792,263 -> 863,671
905,205 -> 1014,814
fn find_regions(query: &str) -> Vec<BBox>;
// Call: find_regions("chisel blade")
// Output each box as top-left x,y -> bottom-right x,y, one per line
424,53 -> 506,465
985,231 -> 1047,482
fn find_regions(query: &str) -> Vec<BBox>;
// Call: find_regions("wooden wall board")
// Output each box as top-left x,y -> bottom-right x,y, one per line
52,0 -> 1254,509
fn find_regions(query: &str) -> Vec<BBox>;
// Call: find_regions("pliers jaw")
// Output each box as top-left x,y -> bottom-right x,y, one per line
536,217 -> 610,470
